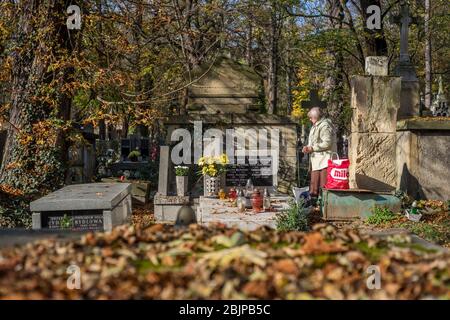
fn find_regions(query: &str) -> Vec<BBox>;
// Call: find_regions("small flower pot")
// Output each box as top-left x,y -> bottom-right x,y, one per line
176,176 -> 188,196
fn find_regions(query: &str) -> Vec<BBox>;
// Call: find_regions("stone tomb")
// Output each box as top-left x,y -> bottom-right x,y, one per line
196,195 -> 290,231
31,183 -> 132,232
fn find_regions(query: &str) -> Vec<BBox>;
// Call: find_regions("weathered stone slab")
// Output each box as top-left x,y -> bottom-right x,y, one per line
157,146 -> 170,196
351,76 -> 401,133
30,183 -> 131,211
30,183 -> 132,231
398,80 -> 420,119
196,196 -> 290,231
349,74 -> 401,192
154,193 -> 191,222
349,133 -> 397,191
397,118 -> 450,131
365,56 -> 388,76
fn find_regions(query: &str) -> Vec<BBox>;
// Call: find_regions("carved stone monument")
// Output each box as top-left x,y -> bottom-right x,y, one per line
349,57 -> 402,191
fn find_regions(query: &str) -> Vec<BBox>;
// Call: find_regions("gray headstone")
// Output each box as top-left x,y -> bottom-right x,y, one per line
30,183 -> 131,211
158,146 -> 170,195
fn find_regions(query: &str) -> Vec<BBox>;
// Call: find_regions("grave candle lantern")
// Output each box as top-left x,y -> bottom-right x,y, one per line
245,179 -> 254,196
263,188 -> 271,211
218,189 -> 227,200
236,189 -> 246,213
228,188 -> 237,201
251,189 -> 263,213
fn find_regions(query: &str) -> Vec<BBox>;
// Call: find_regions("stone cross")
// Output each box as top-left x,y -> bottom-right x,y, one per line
301,89 -> 327,109
392,1 -> 418,63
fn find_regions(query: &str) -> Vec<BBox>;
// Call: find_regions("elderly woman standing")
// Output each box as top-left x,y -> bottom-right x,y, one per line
302,107 -> 337,203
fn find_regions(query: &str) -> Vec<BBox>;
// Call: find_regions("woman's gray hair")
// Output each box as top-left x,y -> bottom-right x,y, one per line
307,107 -> 322,119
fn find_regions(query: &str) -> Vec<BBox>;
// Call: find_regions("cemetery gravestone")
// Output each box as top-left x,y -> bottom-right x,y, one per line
349,57 -> 402,191
30,183 -> 132,232
154,146 -> 191,221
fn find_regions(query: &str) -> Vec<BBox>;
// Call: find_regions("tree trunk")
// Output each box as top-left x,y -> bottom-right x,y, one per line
0,0 -> 78,193
324,0 -> 346,154
246,23 -> 253,65
285,45 -> 294,115
267,7 -> 279,115
424,0 -> 432,110
99,119 -> 106,140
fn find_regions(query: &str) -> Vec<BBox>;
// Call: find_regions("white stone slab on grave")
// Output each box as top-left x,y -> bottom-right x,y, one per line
196,196 -> 290,231
30,183 -> 132,232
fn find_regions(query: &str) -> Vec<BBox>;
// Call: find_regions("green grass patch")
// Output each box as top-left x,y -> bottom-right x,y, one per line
366,207 -> 398,225
276,198 -> 309,232
394,221 -> 449,245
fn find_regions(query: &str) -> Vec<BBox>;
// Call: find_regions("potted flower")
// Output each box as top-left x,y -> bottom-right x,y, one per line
128,149 -> 141,162
175,165 -> 189,196
198,154 -> 229,197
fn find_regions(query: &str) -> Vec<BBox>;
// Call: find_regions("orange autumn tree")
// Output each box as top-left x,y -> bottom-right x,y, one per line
0,0 -> 81,194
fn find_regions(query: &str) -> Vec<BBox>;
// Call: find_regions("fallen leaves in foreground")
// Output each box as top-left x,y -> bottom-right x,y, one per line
0,223 -> 449,300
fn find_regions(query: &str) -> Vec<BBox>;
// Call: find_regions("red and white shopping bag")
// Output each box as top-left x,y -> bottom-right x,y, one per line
324,153 -> 350,190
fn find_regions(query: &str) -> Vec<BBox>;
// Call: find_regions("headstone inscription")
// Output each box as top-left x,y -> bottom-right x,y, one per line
225,155 -> 274,187
43,210 -> 104,230
30,183 -> 132,232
